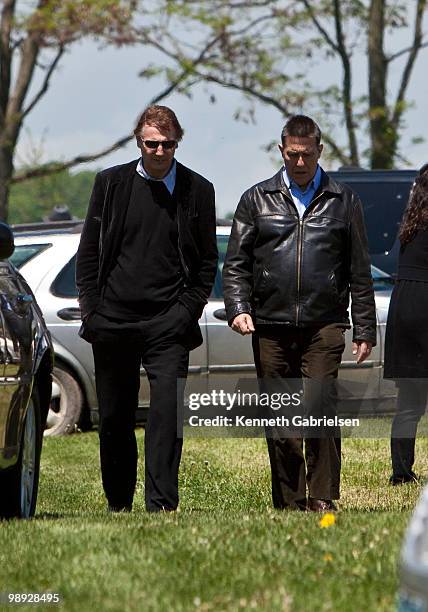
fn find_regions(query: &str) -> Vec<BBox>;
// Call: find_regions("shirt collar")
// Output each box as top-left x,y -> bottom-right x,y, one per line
136,158 -> 177,186
282,164 -> 321,193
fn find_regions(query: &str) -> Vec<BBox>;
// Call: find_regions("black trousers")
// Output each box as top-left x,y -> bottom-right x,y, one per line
391,380 -> 428,478
252,323 -> 346,509
89,306 -> 189,512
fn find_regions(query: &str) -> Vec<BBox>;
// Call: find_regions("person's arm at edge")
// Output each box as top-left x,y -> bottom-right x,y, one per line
222,191 -> 256,333
177,180 -> 218,320
349,192 -> 377,363
75,172 -> 105,320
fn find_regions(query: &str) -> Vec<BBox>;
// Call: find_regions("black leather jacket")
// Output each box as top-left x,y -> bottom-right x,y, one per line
223,168 -> 376,344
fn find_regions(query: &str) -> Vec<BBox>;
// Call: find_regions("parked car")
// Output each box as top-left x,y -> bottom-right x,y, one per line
9,219 -> 395,437
329,168 -> 417,277
0,223 -> 53,519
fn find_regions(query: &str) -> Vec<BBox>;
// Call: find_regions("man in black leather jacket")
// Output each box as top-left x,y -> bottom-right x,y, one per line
223,115 -> 376,512
76,105 -> 217,513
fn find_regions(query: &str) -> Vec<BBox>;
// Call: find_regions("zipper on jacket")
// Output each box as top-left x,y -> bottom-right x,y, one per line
295,218 -> 303,325
295,192 -> 325,325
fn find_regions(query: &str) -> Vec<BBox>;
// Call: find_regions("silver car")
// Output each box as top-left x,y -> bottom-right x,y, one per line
10,221 -> 396,436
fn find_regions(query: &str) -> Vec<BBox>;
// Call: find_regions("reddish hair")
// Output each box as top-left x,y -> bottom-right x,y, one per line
134,105 -> 184,141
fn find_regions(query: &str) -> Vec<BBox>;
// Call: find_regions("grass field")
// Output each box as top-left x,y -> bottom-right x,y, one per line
1,432 -> 427,612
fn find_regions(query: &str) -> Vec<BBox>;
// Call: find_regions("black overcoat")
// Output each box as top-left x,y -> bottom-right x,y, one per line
384,229 -> 428,378
75,159 -> 218,350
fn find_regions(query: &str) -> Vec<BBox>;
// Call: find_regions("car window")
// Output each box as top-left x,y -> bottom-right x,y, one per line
329,170 -> 417,277
348,181 -> 411,254
9,244 -> 51,269
331,176 -> 415,276
51,254 -> 78,298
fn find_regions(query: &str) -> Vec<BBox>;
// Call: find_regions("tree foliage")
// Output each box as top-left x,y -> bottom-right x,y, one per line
1,0 -> 237,220
9,168 -> 96,223
140,0 -> 428,169
2,0 -> 427,224
0,0 -> 139,220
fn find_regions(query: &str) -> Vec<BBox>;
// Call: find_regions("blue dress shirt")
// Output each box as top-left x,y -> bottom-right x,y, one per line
136,158 -> 177,195
282,165 -> 322,218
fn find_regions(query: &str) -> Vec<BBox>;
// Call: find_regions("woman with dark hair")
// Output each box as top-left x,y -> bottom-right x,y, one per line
384,163 -> 428,484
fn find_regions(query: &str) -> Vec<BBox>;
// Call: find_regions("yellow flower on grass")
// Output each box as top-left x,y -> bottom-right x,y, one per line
319,513 -> 336,528
323,553 -> 333,562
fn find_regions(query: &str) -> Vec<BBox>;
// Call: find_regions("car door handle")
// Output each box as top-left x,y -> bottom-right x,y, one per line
213,308 -> 228,321
57,307 -> 82,321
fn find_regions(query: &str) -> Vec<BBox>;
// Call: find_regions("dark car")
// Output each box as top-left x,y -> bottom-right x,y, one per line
329,168 -> 417,276
0,223 -> 53,519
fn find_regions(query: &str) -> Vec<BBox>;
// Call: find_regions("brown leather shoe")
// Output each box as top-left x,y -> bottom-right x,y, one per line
308,498 -> 337,512
274,498 -> 307,511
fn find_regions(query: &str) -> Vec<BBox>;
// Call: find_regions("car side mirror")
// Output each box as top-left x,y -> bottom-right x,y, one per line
0,222 -> 15,260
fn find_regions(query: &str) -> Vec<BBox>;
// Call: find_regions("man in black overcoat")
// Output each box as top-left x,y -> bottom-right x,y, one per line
76,105 -> 218,512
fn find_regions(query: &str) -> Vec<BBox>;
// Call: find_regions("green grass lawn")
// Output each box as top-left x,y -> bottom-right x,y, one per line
1,433 -> 427,612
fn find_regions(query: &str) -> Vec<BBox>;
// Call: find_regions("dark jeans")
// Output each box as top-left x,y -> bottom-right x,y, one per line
252,323 -> 346,509
391,379 -> 428,478
89,305 -> 189,512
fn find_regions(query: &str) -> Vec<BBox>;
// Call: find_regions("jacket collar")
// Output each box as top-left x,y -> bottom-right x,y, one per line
108,159 -> 140,184
262,167 -> 343,197
109,158 -> 194,212
110,158 -> 188,187
174,161 -> 194,213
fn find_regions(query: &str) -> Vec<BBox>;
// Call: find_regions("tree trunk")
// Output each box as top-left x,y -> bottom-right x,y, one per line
0,144 -> 13,221
368,0 -> 395,168
332,0 -> 359,166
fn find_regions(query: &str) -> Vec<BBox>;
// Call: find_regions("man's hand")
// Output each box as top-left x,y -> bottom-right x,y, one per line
352,341 -> 373,364
231,313 -> 255,335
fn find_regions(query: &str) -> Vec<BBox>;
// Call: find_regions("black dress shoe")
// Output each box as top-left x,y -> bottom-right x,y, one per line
146,506 -> 176,513
389,472 -> 419,486
308,498 -> 337,512
108,504 -> 132,513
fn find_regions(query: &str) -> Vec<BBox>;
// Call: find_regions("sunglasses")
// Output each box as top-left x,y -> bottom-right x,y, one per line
142,140 -> 177,150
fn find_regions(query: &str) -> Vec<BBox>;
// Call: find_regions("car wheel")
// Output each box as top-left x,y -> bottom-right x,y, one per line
0,388 -> 42,519
44,365 -> 84,437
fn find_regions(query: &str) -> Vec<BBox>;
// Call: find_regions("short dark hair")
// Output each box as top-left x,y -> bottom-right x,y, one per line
134,105 -> 184,141
281,115 -> 321,146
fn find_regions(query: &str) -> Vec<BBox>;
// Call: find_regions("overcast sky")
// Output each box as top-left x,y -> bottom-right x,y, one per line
16,16 -> 428,218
